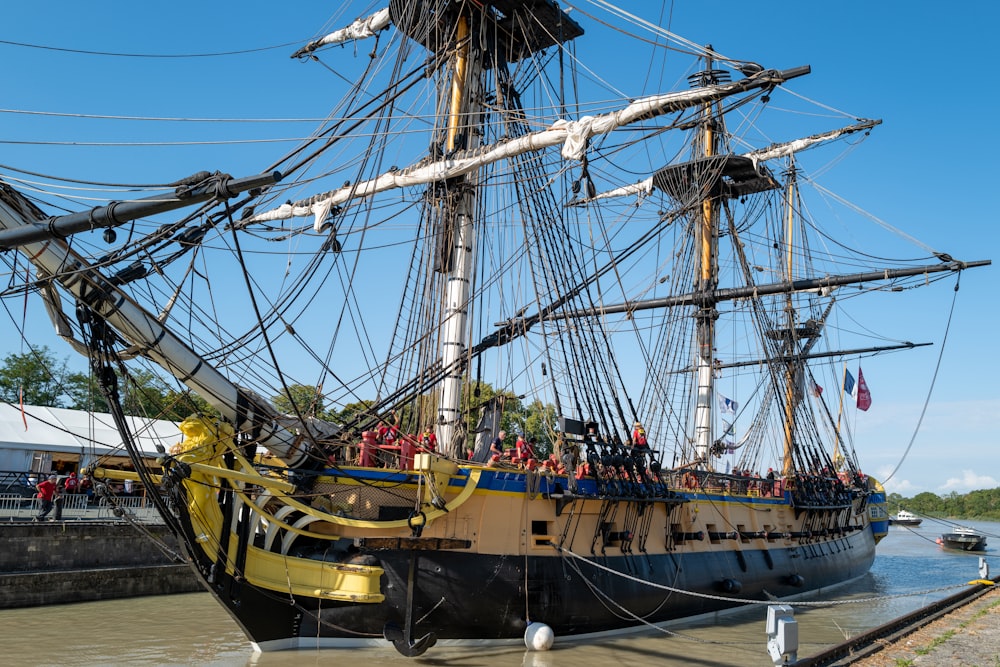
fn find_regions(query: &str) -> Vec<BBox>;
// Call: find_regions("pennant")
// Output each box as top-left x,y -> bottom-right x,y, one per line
19,386 -> 28,431
856,367 -> 872,411
811,380 -> 824,397
718,395 -> 738,415
843,369 -> 856,398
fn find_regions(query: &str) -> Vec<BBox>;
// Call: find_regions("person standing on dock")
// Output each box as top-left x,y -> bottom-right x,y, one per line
35,474 -> 57,521
53,478 -> 65,521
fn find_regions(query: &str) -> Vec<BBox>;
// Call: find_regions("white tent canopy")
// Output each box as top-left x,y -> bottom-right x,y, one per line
0,403 -> 181,472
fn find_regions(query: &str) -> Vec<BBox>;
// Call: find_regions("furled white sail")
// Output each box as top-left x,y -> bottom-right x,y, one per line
248,68 -> 808,230
579,120 -> 881,204
744,119 -> 881,163
293,8 -> 391,56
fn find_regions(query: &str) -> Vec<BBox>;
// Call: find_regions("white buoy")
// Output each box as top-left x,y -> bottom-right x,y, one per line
524,622 -> 555,651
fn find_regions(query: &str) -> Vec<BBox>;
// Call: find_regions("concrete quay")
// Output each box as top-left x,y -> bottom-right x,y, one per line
847,585 -> 1000,666
0,520 -> 201,608
796,581 -> 1000,666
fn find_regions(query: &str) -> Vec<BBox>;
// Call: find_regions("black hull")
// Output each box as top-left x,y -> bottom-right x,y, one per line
183,523 -> 875,649
940,537 -> 987,552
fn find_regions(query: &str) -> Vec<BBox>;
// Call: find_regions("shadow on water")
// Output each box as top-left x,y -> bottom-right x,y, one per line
2,520 -> 998,666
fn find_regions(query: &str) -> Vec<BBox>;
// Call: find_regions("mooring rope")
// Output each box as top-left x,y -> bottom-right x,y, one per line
553,543 -> 976,606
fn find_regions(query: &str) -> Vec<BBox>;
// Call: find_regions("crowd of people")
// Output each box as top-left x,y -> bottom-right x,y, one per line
340,422 -> 440,468
339,419 -> 844,504
487,430 -> 570,473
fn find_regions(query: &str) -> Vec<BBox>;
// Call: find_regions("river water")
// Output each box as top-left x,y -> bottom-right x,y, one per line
4,518 -> 998,667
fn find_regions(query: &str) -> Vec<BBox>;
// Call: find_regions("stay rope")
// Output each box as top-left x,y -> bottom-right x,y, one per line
882,271 -> 961,485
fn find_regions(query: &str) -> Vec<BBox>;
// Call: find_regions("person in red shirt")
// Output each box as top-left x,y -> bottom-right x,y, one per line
64,471 -> 79,494
79,474 -> 93,500
515,435 -> 535,463
420,426 -> 437,452
631,422 -> 648,448
35,474 -> 57,521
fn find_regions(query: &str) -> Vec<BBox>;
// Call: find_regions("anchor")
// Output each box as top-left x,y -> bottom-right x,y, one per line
383,512 -> 437,656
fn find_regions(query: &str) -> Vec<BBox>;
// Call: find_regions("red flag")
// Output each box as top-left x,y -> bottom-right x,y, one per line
856,367 -> 872,411
19,386 -> 27,430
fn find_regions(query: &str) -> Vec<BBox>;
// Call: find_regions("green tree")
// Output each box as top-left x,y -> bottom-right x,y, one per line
272,384 -> 325,416
330,400 -> 376,426
159,388 -> 218,421
64,370 -> 111,412
907,491 -> 944,515
64,364 -> 218,421
514,398 -> 558,456
459,381 -> 560,455
0,345 -> 79,407
462,380 -> 521,433
891,487 -> 1000,521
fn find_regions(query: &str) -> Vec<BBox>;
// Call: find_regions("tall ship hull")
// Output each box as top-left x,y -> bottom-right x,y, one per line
162,444 -> 883,651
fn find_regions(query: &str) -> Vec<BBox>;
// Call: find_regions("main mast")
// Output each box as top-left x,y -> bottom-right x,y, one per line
389,1 -> 584,457
437,14 -> 477,456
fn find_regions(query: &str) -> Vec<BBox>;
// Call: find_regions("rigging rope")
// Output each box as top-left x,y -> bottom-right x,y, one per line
881,272 -> 962,485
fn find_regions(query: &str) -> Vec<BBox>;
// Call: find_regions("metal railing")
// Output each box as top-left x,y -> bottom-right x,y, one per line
0,493 -> 165,523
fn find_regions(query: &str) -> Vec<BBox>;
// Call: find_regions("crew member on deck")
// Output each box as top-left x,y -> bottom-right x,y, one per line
382,422 -> 398,445
515,435 -> 535,464
420,426 -> 437,452
490,430 -> 506,459
632,422 -> 648,449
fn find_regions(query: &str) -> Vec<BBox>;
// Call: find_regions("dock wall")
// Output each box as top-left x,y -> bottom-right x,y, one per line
0,522 -> 201,608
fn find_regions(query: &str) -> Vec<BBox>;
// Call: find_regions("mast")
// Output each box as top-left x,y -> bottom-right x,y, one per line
781,164 -> 799,477
692,50 -> 723,465
437,14 -> 478,456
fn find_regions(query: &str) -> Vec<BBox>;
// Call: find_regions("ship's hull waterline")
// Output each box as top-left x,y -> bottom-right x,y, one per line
166,463 -> 885,651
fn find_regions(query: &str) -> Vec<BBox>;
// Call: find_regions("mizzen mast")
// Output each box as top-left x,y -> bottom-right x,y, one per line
691,51 -> 724,465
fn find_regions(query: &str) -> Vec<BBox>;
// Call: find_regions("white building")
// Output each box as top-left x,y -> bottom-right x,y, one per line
0,403 -> 181,474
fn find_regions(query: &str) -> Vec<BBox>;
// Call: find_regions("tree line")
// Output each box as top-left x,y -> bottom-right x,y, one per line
271,379 -> 559,456
0,345 -> 212,421
889,489 -> 1000,521
1,346 -> 560,454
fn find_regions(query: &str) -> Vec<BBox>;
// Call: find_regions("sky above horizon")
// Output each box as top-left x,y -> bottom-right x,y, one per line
0,1 -> 996,496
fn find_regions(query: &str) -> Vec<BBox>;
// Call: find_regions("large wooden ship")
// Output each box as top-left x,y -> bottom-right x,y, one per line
0,0 -> 989,657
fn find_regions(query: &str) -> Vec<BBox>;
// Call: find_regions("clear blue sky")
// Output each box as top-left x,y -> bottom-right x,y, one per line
0,2 -> 996,495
